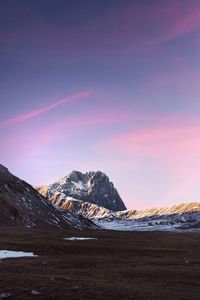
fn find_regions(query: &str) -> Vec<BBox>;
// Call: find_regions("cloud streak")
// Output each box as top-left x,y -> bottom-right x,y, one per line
0,91 -> 92,128
2,0 -> 200,61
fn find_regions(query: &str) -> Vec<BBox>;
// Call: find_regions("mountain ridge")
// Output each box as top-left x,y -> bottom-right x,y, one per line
35,185 -> 200,231
0,164 -> 97,229
38,194 -> 200,220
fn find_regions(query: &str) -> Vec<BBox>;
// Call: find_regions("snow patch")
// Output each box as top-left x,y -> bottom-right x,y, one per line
94,219 -> 181,232
64,237 -> 98,241
71,181 -> 86,190
0,250 -> 37,259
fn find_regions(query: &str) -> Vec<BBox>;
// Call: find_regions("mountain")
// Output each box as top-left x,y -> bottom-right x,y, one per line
36,170 -> 126,211
97,202 -> 200,231
115,202 -> 200,219
0,164 -> 96,229
35,168 -> 200,232
35,191 -> 200,231
50,196 -> 114,219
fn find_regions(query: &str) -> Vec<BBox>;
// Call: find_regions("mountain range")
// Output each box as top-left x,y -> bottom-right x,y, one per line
0,164 -> 200,231
36,170 -> 200,232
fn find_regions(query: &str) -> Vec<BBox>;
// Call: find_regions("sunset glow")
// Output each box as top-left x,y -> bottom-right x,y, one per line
1,0 -> 200,209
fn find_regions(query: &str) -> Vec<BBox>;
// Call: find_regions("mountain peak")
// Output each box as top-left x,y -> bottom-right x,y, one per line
41,170 -> 127,211
66,170 -> 106,181
67,170 -> 85,182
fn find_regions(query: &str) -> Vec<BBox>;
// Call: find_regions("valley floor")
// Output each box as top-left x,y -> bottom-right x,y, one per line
0,226 -> 199,300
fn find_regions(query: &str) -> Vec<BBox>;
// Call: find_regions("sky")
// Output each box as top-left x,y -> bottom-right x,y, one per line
0,0 -> 200,210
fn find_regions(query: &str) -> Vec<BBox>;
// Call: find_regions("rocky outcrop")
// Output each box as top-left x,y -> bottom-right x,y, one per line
48,195 -> 200,227
50,196 -> 114,219
115,202 -> 200,219
0,164 -> 97,229
37,170 -> 126,211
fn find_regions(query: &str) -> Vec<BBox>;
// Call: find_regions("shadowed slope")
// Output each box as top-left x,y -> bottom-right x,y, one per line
0,164 -> 97,229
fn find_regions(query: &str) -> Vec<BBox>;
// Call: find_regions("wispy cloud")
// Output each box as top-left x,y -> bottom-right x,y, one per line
96,119 -> 200,205
2,1 -> 200,60
0,107 -> 135,167
0,91 -> 92,128
102,126 -> 200,157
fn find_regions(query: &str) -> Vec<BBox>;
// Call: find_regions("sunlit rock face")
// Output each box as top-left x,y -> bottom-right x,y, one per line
51,198 -> 115,220
38,170 -> 126,211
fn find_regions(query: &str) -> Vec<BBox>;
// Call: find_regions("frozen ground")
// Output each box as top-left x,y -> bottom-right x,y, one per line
94,219 -> 200,232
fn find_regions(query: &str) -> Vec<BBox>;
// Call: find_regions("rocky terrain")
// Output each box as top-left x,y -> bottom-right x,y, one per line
50,197 -> 113,219
35,169 -> 200,232
36,170 -> 126,211
36,185 -> 200,231
116,202 -> 200,219
0,164 -> 96,229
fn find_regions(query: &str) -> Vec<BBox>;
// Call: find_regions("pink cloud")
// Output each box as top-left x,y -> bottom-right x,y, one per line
2,1 -> 200,59
96,120 -> 200,205
96,0 -> 200,54
3,108 -> 200,207
0,91 -> 91,128
162,3 -> 200,41
100,125 -> 200,157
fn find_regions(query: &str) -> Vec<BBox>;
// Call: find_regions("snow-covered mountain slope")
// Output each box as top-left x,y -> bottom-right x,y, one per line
94,218 -> 200,232
36,170 -> 126,211
35,186 -> 200,232
0,164 -> 97,229
35,169 -> 200,231
95,202 -> 200,231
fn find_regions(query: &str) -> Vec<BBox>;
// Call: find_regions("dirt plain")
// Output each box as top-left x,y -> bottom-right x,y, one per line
0,226 -> 199,300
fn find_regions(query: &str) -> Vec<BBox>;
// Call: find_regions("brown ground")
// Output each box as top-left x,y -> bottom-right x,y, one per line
0,226 -> 199,300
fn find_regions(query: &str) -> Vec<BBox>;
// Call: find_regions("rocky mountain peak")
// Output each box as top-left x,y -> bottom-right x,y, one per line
67,170 -> 84,182
42,170 -> 127,211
